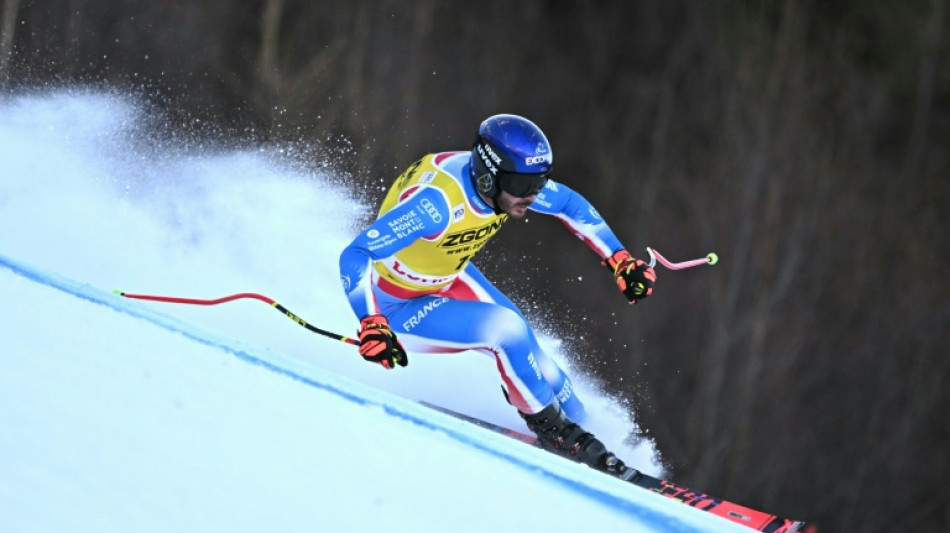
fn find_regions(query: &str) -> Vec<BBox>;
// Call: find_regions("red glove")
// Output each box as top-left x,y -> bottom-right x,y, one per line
357,314 -> 408,369
603,250 -> 656,304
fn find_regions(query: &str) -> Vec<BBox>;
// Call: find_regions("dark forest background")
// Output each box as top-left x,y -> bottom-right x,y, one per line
3,1 -> 948,531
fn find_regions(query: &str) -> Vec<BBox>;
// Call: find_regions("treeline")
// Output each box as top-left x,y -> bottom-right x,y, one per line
3,1 -> 948,531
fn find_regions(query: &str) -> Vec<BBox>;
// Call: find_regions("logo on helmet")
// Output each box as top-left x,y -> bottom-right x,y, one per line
484,143 -> 503,164
526,142 -> 551,166
477,173 -> 495,193
477,143 -> 500,176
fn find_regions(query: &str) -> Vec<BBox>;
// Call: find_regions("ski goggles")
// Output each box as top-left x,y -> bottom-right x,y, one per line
496,171 -> 549,198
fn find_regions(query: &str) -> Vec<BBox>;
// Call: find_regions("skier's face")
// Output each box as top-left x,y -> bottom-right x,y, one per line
495,190 -> 536,219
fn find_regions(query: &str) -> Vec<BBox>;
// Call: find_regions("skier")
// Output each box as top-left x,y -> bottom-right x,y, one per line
338,114 -> 656,477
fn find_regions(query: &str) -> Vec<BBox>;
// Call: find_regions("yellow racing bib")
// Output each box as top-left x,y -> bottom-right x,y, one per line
373,153 -> 507,294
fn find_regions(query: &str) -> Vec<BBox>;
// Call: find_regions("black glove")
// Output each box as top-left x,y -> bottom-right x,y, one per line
603,249 -> 656,304
357,314 -> 408,369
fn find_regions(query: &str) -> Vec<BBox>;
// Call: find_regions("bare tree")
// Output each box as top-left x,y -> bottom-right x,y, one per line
0,0 -> 19,87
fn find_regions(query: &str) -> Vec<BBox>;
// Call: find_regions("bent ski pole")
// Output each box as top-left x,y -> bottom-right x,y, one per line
646,247 -> 719,271
113,290 -> 359,346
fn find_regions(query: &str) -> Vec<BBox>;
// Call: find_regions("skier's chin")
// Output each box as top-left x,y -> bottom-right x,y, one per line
505,204 -> 531,218
498,195 -> 534,218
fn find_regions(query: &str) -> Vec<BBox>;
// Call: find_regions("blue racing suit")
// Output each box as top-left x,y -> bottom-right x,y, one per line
339,151 -> 626,421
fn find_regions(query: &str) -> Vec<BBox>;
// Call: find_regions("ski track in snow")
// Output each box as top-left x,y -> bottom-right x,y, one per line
0,90 -> 747,532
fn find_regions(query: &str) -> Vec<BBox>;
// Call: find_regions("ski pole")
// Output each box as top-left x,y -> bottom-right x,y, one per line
113,290 -> 360,346
646,247 -> 719,271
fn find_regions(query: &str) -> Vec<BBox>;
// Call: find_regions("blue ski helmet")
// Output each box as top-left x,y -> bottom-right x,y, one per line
471,114 -> 552,199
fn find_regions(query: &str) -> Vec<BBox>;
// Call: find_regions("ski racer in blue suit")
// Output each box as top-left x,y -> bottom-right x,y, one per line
339,114 -> 656,478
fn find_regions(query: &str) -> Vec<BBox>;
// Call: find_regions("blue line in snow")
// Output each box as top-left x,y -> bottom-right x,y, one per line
0,252 -> 703,532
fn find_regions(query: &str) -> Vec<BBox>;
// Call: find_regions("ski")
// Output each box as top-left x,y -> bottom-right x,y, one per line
420,402 -> 812,533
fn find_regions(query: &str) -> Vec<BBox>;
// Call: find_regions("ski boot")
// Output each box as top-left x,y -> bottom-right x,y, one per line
521,402 -> 640,482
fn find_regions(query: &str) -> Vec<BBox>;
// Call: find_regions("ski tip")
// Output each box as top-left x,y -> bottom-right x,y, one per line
706,252 -> 719,265
113,289 -> 125,296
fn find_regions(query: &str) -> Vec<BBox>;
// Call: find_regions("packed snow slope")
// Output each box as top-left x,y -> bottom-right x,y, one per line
0,91 -> 747,532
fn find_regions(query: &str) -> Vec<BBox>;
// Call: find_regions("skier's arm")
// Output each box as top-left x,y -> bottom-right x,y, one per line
339,186 -> 451,319
528,180 -> 624,259
529,180 -> 656,304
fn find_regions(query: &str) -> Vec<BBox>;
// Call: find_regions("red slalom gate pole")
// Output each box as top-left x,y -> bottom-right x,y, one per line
114,290 -> 359,346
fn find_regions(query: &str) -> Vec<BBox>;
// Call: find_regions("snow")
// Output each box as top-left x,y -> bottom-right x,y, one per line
0,90 -> 748,532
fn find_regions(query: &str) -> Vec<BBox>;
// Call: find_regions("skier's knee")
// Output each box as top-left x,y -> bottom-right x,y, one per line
486,307 -> 531,346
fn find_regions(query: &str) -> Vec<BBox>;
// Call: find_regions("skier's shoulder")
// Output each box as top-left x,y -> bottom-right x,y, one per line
530,178 -> 573,214
417,151 -> 470,182
430,151 -> 469,169
394,152 -> 463,186
394,152 -> 468,198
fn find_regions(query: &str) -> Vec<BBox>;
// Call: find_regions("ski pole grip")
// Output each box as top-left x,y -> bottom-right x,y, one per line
646,247 -> 718,271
